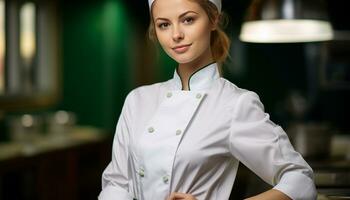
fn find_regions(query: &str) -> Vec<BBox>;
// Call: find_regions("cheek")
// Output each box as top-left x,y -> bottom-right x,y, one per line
155,30 -> 169,47
188,20 -> 211,39
156,33 -> 175,57
155,31 -> 177,58
190,24 -> 212,47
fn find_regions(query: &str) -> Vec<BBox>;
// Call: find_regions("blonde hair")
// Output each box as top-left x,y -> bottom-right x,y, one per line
148,0 -> 231,67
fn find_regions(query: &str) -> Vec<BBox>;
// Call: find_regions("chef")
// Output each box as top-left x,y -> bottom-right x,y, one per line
98,0 -> 317,199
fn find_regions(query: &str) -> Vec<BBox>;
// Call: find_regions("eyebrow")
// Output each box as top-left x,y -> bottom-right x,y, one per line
155,11 -> 199,21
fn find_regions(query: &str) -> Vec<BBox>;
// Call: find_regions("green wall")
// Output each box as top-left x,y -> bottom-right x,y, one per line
59,0 -> 133,132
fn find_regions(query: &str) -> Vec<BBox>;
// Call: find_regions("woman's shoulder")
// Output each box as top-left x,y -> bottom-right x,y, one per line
217,77 -> 258,100
124,80 -> 170,102
218,78 -> 266,119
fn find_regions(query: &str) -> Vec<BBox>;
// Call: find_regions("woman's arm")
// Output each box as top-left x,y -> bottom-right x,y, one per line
228,91 -> 317,200
167,189 -> 292,200
245,189 -> 292,200
99,92 -> 135,200
167,189 -> 291,200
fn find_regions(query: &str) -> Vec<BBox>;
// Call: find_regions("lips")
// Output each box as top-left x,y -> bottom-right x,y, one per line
172,44 -> 192,54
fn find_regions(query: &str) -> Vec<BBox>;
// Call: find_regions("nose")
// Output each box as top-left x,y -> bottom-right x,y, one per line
172,25 -> 184,42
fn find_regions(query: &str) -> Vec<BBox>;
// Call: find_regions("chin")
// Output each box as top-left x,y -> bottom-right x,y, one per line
165,46 -> 209,65
169,53 -> 197,64
174,58 -> 193,64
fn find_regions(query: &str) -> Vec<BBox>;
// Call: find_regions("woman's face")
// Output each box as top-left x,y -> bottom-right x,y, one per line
152,0 -> 215,65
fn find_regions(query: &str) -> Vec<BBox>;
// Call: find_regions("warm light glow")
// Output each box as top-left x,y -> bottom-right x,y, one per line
240,19 -> 334,43
20,2 -> 36,63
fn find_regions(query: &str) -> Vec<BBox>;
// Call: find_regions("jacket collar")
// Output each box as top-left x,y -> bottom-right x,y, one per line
171,62 -> 220,91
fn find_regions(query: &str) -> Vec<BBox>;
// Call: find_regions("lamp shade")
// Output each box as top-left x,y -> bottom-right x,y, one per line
239,0 -> 334,43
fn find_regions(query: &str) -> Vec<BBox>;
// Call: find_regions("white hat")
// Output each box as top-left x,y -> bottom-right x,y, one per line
148,0 -> 222,12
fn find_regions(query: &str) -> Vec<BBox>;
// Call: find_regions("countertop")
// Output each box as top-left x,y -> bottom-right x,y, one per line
0,126 -> 107,161
315,134 -> 350,199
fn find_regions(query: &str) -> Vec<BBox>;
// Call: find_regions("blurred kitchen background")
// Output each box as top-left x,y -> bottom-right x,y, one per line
0,0 -> 349,199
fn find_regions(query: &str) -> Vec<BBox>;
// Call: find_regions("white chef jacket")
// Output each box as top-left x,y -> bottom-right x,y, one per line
99,62 -> 317,200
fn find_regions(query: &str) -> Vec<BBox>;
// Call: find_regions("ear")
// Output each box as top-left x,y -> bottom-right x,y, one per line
211,14 -> 220,31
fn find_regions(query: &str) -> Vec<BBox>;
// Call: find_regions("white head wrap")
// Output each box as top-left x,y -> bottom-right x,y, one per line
148,0 -> 221,12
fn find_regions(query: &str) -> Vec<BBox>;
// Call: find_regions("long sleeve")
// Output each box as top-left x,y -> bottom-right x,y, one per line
98,93 -> 134,200
228,91 -> 317,200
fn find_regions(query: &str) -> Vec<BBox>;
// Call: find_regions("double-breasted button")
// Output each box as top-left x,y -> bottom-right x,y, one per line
138,167 -> 145,177
166,92 -> 172,98
176,129 -> 182,135
148,127 -> 155,133
196,93 -> 202,99
162,175 -> 170,183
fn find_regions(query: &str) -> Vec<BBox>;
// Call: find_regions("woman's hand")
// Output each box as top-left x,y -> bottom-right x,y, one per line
167,192 -> 197,200
244,189 -> 292,200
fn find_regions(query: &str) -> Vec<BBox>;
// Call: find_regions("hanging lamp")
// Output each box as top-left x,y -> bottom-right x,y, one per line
239,0 -> 334,43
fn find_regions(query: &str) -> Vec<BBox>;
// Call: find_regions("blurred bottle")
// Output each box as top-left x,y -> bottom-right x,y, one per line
47,110 -> 76,140
8,114 -> 42,153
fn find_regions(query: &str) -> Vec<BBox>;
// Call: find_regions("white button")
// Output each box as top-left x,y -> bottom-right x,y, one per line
176,129 -> 182,135
138,168 -> 145,177
163,175 -> 169,183
166,92 -> 172,98
148,127 -> 155,133
196,93 -> 202,99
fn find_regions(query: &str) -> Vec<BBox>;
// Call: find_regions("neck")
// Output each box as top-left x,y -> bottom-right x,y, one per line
177,49 -> 214,91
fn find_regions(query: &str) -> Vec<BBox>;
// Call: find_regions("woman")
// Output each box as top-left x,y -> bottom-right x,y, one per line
99,0 -> 317,199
